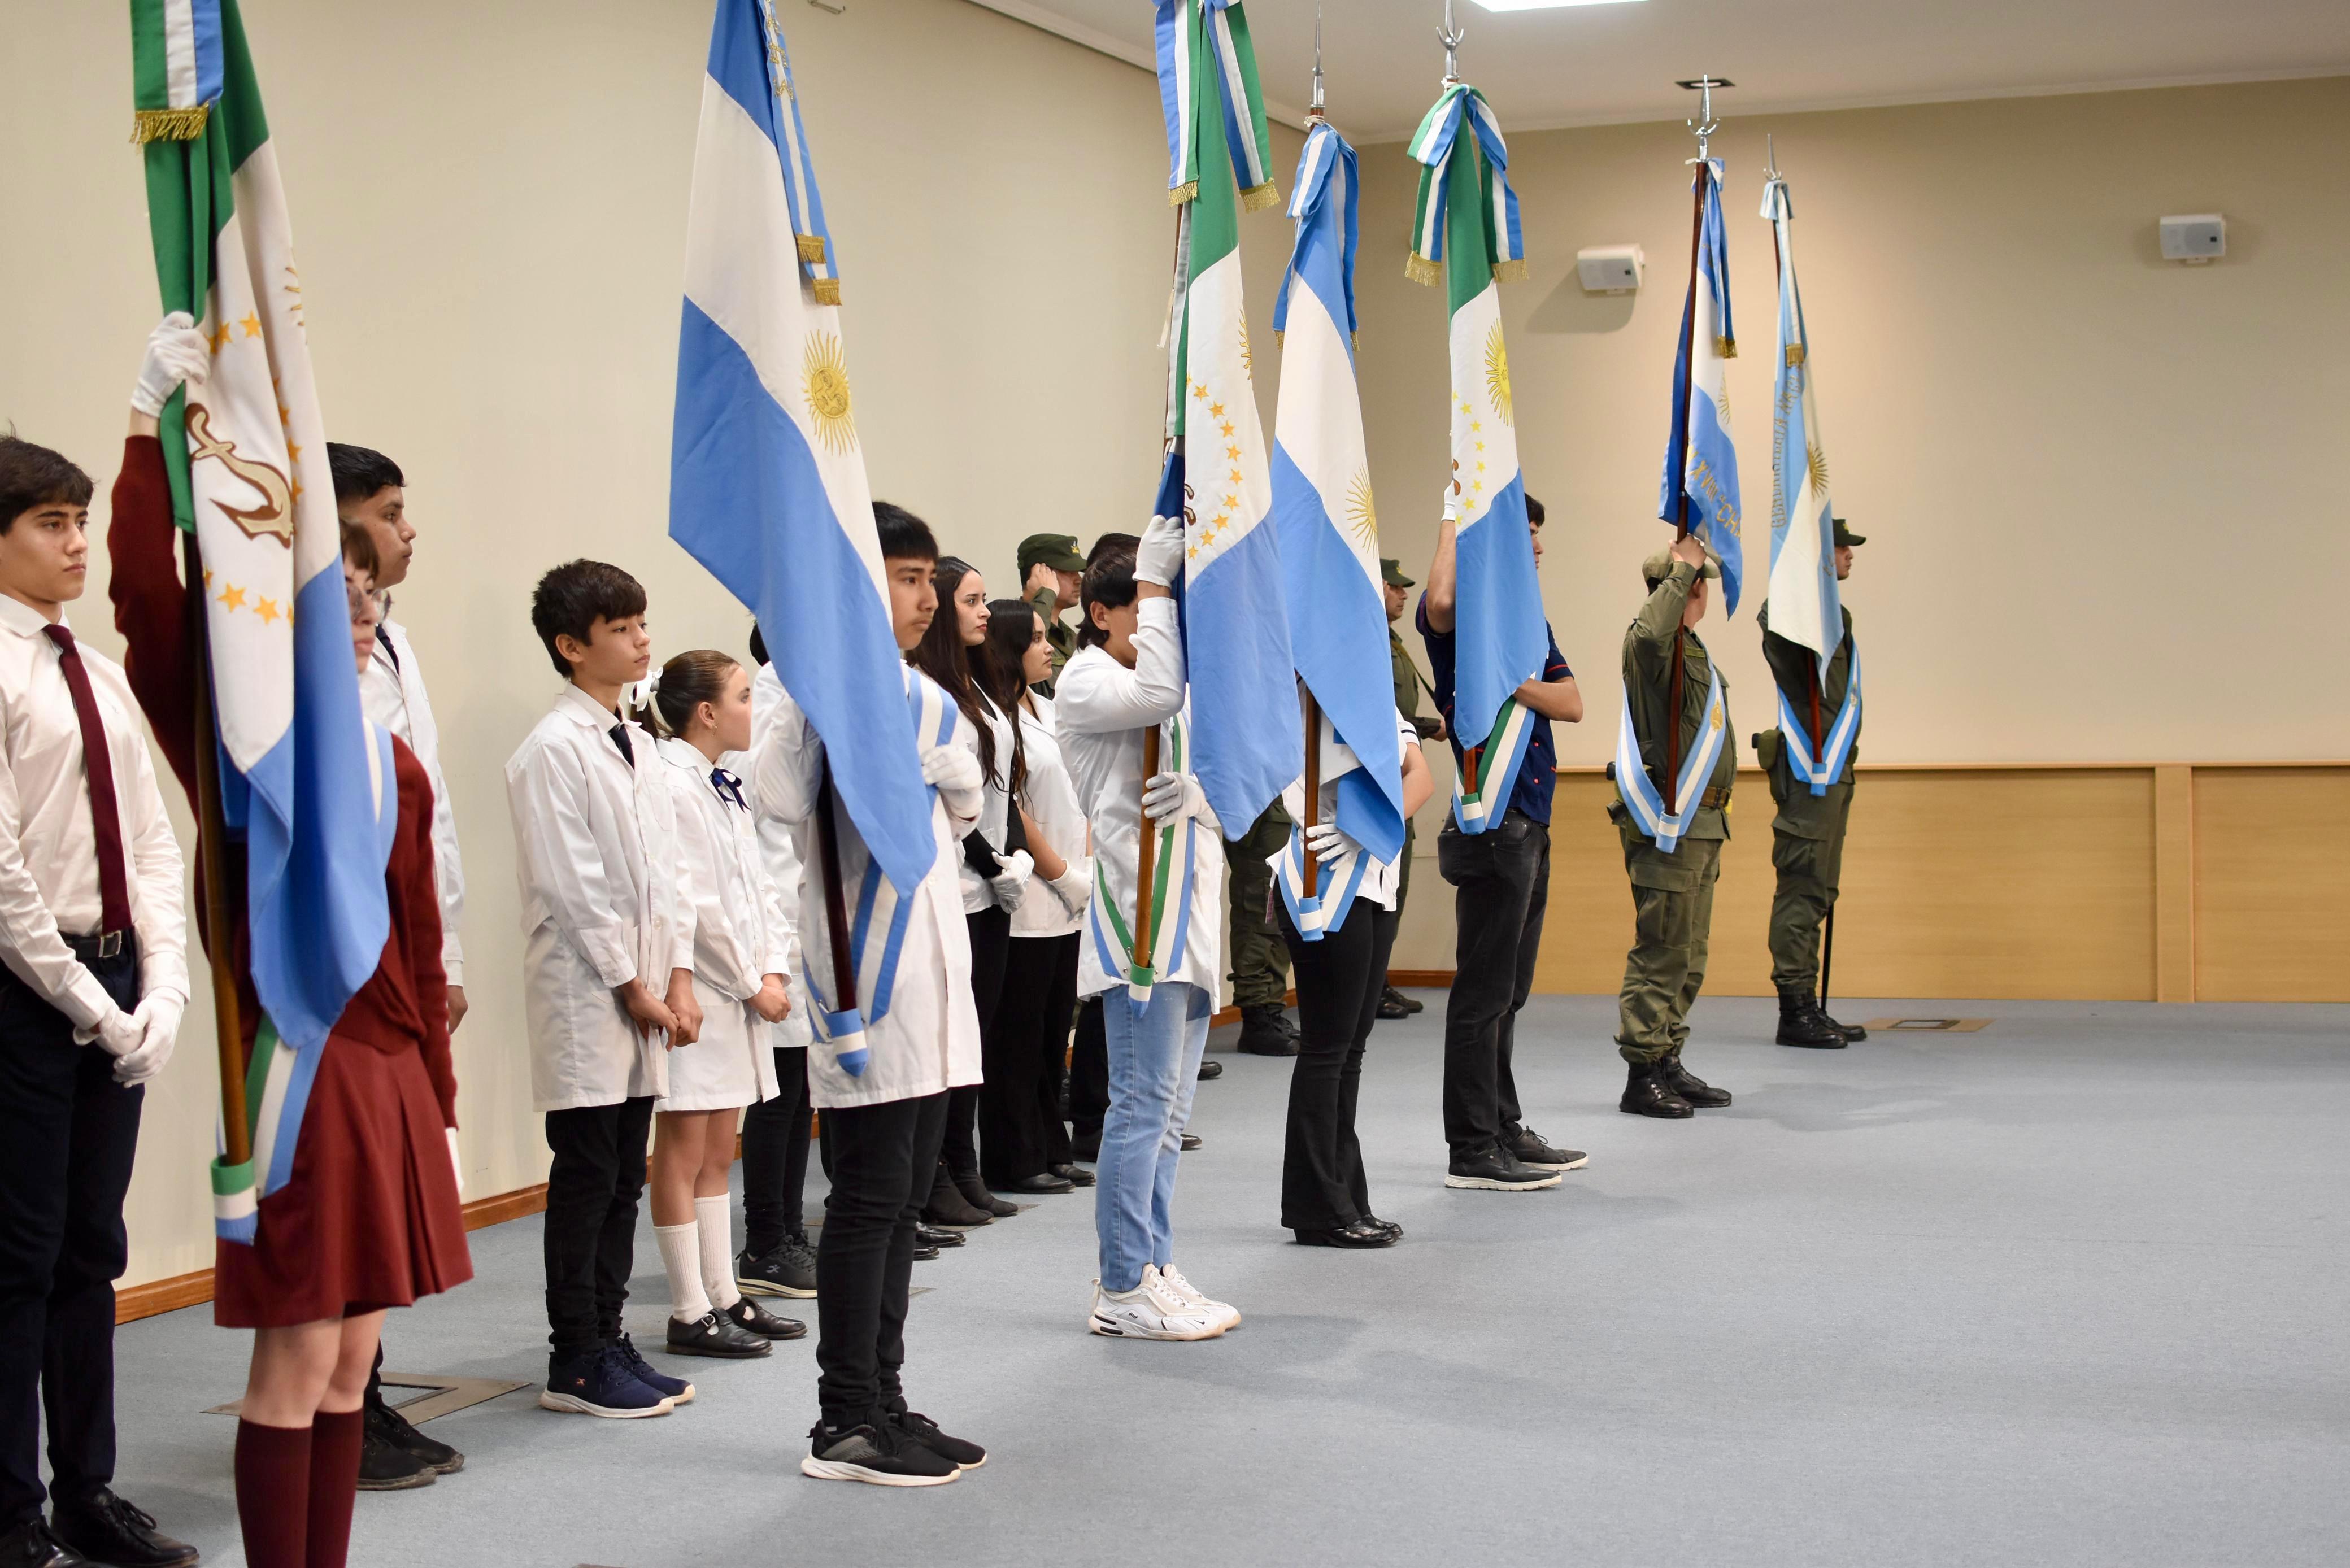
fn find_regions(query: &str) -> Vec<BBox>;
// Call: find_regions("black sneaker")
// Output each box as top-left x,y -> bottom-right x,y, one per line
800,1419 -> 960,1487
355,1427 -> 437,1490
1502,1123 -> 1589,1171
47,1493 -> 198,1568
610,1333 -> 696,1406
1,1519 -> 95,1568
724,1297 -> 807,1340
890,1407 -> 986,1470
1444,1144 -> 1561,1191
736,1235 -> 817,1299
667,1309 -> 772,1358
1180,1131 -> 1203,1151
539,1344 -> 675,1418
367,1392 -> 464,1475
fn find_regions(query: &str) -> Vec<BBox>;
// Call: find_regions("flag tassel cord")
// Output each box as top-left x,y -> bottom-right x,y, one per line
814,763 -> 859,1016
184,528 -> 253,1170
1299,687 -> 1322,900
1663,157 -> 1709,812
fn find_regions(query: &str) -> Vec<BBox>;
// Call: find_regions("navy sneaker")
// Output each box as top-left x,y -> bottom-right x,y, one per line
537,1345 -> 673,1419
611,1332 -> 696,1406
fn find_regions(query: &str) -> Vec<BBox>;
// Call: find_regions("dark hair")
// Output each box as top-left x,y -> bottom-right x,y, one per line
1087,530 -> 1139,565
911,557 -> 1008,790
339,519 -> 381,580
1525,495 -> 1546,526
0,436 -> 93,535
327,443 -> 404,509
976,598 -> 1038,712
651,648 -> 741,739
1077,539 -> 1138,649
530,559 -> 647,678
873,500 -> 937,563
748,624 -> 769,667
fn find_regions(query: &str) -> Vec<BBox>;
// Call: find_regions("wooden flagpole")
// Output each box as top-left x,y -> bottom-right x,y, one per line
182,529 -> 251,1169
1299,687 -> 1322,899
814,761 -> 858,1020
1132,729 -> 1162,969
1663,156 -> 1709,813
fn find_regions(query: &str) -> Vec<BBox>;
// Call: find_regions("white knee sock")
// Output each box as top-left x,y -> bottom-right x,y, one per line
695,1196 -> 742,1310
655,1220 -> 710,1321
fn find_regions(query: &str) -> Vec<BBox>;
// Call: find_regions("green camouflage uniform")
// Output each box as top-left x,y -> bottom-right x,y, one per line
1759,602 -> 1857,990
1226,799 -> 1294,1008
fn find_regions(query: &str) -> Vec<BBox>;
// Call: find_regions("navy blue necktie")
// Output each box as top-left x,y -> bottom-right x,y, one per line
607,722 -> 634,767
711,767 -> 748,811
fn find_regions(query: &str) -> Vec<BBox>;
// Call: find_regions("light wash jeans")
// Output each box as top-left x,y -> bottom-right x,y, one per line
1094,982 -> 1211,1292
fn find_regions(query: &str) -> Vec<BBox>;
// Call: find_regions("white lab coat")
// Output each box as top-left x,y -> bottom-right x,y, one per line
752,667 -> 982,1110
737,664 -> 814,1051
1010,694 -> 1088,939
363,617 -> 466,984
505,686 -> 694,1112
655,737 -> 787,1112
1056,597 -> 1225,999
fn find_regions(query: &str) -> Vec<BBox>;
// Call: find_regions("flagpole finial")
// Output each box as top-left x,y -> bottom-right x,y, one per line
1764,132 -> 1781,182
1309,5 -> 1326,120
1438,0 -> 1465,87
1677,75 -> 1731,162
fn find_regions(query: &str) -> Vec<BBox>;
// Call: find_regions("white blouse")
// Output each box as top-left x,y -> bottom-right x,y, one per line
1010,694 -> 1089,940
955,690 -> 1020,916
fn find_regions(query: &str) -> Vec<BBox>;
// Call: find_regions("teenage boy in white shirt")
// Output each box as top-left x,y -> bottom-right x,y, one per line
505,560 -> 700,1421
1055,520 -> 1239,1343
0,434 -> 195,1568
753,503 -> 989,1488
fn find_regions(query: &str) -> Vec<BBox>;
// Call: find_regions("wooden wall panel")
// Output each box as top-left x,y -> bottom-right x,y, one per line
1533,766 -> 2160,1001
2191,768 -> 2350,1002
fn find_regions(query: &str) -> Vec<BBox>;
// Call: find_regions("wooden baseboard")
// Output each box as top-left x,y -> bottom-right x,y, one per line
460,1182 -> 547,1232
1387,969 -> 1455,988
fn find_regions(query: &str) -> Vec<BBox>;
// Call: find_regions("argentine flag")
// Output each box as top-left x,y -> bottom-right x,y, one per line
1763,173 -> 1843,669
1268,121 -> 1405,939
669,0 -> 932,1073
1407,83 -> 1545,834
1157,0 -> 1296,836
132,0 -> 398,1242
1659,159 -> 1746,615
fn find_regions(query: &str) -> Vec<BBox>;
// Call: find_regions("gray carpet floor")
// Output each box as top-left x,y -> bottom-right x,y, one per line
110,995 -> 2350,1567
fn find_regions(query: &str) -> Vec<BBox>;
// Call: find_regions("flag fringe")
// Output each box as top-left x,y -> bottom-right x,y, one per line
1785,344 -> 1805,367
1404,252 -> 1442,287
1715,335 -> 1738,359
1168,180 -> 1199,207
130,105 -> 209,143
812,278 -> 841,307
1492,258 -> 1530,285
796,233 -> 827,264
1241,180 -> 1282,212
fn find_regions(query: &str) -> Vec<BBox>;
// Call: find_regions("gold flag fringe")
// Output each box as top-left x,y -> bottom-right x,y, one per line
1272,329 -> 1284,350
1784,344 -> 1806,367
130,105 -> 209,143
796,234 -> 828,264
812,279 -> 841,307
1167,181 -> 1199,207
1714,335 -> 1738,359
1491,259 -> 1529,285
1241,180 -> 1282,213
1403,252 -> 1441,287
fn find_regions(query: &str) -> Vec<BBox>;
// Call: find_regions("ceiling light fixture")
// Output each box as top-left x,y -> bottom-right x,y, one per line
1470,0 -> 1645,12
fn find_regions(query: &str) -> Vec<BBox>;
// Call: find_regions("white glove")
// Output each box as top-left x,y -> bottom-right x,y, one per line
132,312 -> 211,417
90,1006 -> 143,1059
1047,860 -> 1092,920
111,993 -> 186,1086
919,744 -> 983,795
1134,512 -> 1186,588
1141,770 -> 1207,824
1305,822 -> 1364,867
987,849 -> 1034,913
447,1127 -> 465,1196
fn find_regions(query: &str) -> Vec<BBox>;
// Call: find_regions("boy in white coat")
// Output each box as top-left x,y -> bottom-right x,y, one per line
753,504 -> 989,1488
505,560 -> 700,1421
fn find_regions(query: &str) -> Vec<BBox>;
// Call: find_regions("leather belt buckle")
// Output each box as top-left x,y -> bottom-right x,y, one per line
97,931 -> 123,960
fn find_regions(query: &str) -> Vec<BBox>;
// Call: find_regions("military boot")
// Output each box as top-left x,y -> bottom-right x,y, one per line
1618,1060 -> 1694,1118
1775,986 -> 1848,1048
1237,1003 -> 1300,1057
1659,1052 -> 1732,1107
1820,1007 -> 1868,1042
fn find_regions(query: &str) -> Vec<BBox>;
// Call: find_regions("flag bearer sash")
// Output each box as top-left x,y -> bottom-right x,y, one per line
1270,720 -> 1379,942
1088,712 -> 1200,1009
1775,639 -> 1861,796
1614,665 -> 1728,853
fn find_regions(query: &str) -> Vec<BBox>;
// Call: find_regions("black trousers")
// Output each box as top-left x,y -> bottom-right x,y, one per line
940,907 -> 1011,1182
0,947 -> 141,1530
979,933 -> 1078,1186
1277,901 -> 1400,1231
1069,995 -> 1108,1144
740,1045 -> 813,1256
1437,812 -> 1550,1158
816,1090 -> 948,1428
541,1096 -> 654,1359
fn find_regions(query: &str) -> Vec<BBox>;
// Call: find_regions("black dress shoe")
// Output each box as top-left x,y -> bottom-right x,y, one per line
1004,1171 -> 1075,1195
1047,1162 -> 1095,1187
1,1521 -> 94,1568
1619,1060 -> 1695,1118
1659,1053 -> 1732,1108
1376,987 -> 1409,1020
1180,1131 -> 1202,1151
1196,1058 -> 1224,1080
955,1171 -> 1019,1218
49,1493 -> 197,1568
1294,1218 -> 1398,1249
915,1223 -> 965,1247
1236,1004 -> 1300,1056
667,1309 -> 773,1358
1359,1212 -> 1405,1240
913,1240 -> 942,1261
367,1391 -> 464,1474
725,1297 -> 808,1340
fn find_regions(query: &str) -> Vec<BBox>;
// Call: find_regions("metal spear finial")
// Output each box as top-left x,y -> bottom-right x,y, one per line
1309,5 -> 1326,119
1439,0 -> 1465,87
1677,74 -> 1731,162
1764,132 -> 1780,181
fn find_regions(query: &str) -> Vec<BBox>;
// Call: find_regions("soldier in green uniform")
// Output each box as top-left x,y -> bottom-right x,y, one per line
1611,533 -> 1737,1118
1758,519 -> 1867,1047
1378,559 -> 1441,1020
1227,797 -> 1298,1055
1017,532 -> 1087,694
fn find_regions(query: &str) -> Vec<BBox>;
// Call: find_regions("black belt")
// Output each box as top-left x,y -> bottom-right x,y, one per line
1696,786 -> 1733,811
64,930 -> 132,962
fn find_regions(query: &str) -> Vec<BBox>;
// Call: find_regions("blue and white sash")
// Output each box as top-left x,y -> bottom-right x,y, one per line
1086,713 -> 1199,1008
800,673 -> 954,1077
1776,640 -> 1861,796
1613,664 -> 1728,855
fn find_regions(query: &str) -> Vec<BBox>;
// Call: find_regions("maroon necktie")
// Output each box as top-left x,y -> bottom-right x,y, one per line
42,625 -> 135,938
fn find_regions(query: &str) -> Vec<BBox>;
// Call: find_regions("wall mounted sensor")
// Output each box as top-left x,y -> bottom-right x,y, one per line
2159,214 -> 2225,263
1577,244 -> 1644,293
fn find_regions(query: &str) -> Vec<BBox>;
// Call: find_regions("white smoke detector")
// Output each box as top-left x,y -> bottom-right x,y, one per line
1577,244 -> 1644,294
2159,214 -> 2226,263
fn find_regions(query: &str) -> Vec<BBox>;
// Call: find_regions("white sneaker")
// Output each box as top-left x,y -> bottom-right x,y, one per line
1087,1277 -> 1221,1341
1152,1264 -> 1241,1333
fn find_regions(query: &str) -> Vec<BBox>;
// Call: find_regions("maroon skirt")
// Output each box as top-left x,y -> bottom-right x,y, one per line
215,1034 -> 474,1328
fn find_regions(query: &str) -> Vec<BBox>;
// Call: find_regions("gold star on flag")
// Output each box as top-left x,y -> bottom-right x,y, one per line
1225,445 -> 1241,460
1228,469 -> 1242,483
1192,381 -> 1208,399
255,598 -> 282,625
1209,402 -> 1225,417
210,323 -> 233,352
1222,494 -> 1237,508
1476,461 -> 1486,473
240,312 -> 262,338
1474,441 -> 1485,453
286,442 -> 301,463
221,583 -> 247,611
289,480 -> 304,505
1471,421 -> 1482,433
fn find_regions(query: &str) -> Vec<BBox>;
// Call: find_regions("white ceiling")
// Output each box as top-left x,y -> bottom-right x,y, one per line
969,0 -> 2350,141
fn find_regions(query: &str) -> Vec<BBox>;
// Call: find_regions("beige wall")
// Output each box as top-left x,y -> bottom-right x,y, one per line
2,1 -> 2342,1287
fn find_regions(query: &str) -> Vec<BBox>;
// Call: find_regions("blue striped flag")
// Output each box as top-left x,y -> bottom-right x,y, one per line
1762,171 -> 1842,668
669,0 -> 932,1073
1659,158 -> 1745,613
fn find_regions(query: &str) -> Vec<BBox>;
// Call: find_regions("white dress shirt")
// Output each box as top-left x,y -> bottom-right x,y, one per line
362,616 -> 466,985
1056,598 -> 1225,1000
1276,704 -> 1425,913
504,685 -> 694,1112
752,666 -> 982,1110
738,664 -> 814,1051
655,735 -> 786,1109
956,692 -> 1019,916
1010,693 -> 1088,940
0,595 -> 188,1027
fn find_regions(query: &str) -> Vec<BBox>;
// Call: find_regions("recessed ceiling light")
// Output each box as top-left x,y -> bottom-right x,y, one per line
1470,0 -> 1646,11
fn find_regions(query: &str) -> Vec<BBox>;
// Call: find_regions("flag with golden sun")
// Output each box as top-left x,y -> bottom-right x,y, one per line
1763,171 -> 1844,675
1406,81 -> 1546,835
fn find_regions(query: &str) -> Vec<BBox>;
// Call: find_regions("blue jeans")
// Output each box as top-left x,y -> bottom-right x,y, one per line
1094,982 -> 1210,1292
